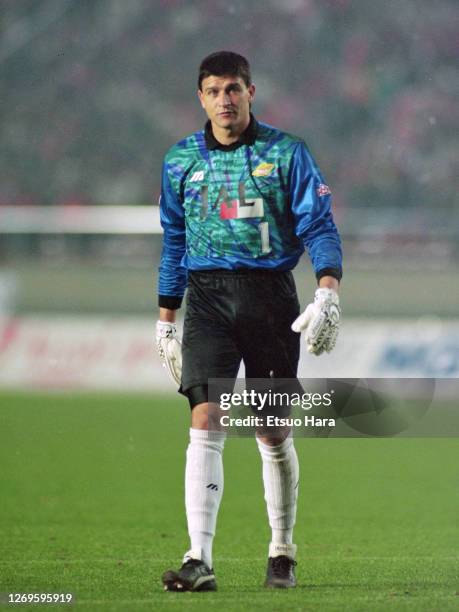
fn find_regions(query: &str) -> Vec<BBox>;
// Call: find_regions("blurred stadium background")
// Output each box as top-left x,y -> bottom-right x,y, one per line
0,0 -> 458,384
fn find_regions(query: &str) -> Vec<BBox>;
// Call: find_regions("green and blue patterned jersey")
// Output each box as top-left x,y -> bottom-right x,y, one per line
158,116 -> 342,307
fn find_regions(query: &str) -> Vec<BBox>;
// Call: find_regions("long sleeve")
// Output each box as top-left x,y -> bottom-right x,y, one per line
288,143 -> 342,281
158,160 -> 188,309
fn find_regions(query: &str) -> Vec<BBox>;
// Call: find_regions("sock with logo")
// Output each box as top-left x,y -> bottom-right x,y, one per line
256,436 -> 299,552
184,428 -> 226,568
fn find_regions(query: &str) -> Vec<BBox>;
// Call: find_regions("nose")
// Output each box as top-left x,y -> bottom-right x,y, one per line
217,90 -> 232,107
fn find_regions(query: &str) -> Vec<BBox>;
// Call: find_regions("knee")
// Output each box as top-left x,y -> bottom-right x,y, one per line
191,403 -> 223,431
256,426 -> 291,446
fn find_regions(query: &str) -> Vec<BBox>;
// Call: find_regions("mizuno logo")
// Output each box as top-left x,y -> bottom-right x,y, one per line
206,483 -> 219,491
190,170 -> 205,182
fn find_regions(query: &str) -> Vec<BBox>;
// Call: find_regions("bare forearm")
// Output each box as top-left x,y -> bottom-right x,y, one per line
159,307 -> 177,323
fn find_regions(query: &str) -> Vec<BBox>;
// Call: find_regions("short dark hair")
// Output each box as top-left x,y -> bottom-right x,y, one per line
198,51 -> 251,90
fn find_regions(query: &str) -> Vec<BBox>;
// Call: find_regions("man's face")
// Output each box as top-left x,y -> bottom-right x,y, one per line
198,75 -> 255,132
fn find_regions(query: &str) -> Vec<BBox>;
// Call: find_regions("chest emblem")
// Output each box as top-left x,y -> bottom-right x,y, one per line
316,183 -> 331,197
252,162 -> 275,177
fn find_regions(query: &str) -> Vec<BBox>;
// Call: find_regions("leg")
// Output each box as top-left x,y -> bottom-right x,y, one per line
180,273 -> 241,565
256,432 -> 299,546
185,401 -> 226,569
256,430 -> 299,588
238,272 -> 301,586
162,400 -> 226,592
163,271 -> 241,592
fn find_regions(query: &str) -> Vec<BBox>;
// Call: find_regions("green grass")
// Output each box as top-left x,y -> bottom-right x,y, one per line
0,392 -> 458,610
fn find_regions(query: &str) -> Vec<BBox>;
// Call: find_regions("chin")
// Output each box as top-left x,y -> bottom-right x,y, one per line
216,118 -> 236,128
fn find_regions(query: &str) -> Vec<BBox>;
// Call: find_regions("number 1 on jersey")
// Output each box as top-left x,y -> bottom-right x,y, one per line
258,222 -> 271,254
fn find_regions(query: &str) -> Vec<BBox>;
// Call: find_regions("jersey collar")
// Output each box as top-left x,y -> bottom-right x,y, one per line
204,114 -> 258,151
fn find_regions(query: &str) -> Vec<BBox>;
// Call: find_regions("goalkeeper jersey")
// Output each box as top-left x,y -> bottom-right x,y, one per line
158,115 -> 342,308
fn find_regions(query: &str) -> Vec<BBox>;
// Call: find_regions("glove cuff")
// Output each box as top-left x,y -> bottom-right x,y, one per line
156,320 -> 177,338
315,288 -> 339,304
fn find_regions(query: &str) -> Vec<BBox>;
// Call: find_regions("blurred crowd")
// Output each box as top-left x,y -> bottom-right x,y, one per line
1,0 -> 457,221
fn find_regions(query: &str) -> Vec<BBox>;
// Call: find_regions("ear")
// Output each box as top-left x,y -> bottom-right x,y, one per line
248,83 -> 256,103
197,89 -> 206,109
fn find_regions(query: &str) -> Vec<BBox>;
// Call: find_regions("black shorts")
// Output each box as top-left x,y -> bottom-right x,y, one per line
180,269 -> 301,405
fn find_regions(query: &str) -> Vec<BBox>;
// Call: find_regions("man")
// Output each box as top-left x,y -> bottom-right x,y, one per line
156,51 -> 342,592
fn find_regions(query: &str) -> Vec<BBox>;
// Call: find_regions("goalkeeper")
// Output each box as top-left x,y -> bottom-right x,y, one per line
156,51 -> 342,592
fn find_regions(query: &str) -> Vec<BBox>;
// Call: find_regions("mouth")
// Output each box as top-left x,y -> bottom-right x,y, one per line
218,110 -> 236,118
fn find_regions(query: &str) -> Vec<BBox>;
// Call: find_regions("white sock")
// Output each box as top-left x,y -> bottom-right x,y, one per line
184,428 -> 225,568
256,436 -> 299,552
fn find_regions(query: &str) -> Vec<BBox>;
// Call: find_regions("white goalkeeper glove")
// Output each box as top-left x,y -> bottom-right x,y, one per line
291,288 -> 340,356
155,321 -> 182,386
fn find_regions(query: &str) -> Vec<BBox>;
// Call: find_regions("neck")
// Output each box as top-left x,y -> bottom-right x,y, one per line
211,116 -> 251,146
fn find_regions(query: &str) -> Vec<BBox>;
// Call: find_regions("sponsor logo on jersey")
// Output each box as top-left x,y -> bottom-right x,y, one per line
190,170 -> 205,182
252,162 -> 275,177
316,183 -> 331,197
220,198 -> 264,220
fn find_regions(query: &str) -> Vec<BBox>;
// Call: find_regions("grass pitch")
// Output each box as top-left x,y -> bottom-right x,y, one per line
0,392 -> 458,611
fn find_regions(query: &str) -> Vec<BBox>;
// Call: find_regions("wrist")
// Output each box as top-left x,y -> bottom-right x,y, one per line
159,307 -> 176,323
318,276 -> 339,292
